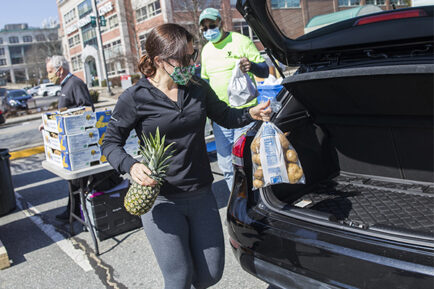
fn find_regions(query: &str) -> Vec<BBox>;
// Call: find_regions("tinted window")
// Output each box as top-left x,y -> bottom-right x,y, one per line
8,90 -> 27,98
268,0 -> 410,38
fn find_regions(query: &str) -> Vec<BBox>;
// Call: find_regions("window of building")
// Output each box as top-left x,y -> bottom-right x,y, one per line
64,8 -> 76,24
366,0 -> 385,4
11,57 -> 24,64
36,34 -> 46,41
23,36 -> 32,42
78,0 -> 92,19
109,14 -> 119,29
233,21 -> 259,42
48,33 -> 58,41
271,0 -> 300,8
107,60 -> 126,76
103,39 -> 122,59
390,0 -> 407,5
136,1 -> 161,23
9,36 -> 19,44
71,54 -> 83,71
0,48 -> 4,56
0,38 -> 3,44
338,0 -> 360,6
0,59 -> 6,66
82,23 -> 97,47
68,34 -> 81,48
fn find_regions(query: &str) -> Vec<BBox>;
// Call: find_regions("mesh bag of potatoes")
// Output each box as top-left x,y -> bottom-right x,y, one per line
251,122 -> 305,189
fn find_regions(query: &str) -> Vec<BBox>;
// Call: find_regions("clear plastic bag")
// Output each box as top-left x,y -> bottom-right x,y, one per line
251,122 -> 305,189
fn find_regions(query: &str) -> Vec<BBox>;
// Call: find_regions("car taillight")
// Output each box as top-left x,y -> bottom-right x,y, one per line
232,134 -> 247,168
354,9 -> 427,26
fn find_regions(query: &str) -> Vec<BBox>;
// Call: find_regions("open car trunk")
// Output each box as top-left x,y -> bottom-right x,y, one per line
261,63 -> 434,245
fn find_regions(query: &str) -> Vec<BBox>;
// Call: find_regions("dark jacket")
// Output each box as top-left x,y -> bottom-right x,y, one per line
59,74 -> 94,110
101,77 -> 254,195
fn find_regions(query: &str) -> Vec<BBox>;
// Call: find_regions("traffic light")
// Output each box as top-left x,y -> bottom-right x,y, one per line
90,16 -> 97,27
99,16 -> 106,27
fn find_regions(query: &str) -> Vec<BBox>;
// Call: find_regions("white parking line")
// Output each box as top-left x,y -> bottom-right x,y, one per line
14,192 -> 93,272
14,176 -> 63,191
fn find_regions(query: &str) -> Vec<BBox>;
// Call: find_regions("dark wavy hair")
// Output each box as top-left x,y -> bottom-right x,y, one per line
138,23 -> 194,78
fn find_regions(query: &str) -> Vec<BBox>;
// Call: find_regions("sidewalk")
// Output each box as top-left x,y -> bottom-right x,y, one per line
4,95 -> 118,126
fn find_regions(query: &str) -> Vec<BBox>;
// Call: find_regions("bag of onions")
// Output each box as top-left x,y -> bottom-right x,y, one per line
250,122 -> 305,189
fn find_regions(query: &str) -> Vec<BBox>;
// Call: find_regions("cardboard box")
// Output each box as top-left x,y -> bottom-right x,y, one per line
98,127 -> 139,147
45,145 -> 102,171
85,179 -> 142,241
43,128 -> 100,153
42,107 -> 96,135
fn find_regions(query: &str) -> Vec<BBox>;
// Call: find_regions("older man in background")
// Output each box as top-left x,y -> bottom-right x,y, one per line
40,55 -> 94,220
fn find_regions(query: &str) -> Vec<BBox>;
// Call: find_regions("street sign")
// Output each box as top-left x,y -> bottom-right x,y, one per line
90,16 -> 97,27
99,16 -> 106,27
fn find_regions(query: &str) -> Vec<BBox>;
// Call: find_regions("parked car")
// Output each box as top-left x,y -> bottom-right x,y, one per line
26,85 -> 40,96
5,89 -> 32,110
228,2 -> 434,289
38,83 -> 59,96
47,86 -> 61,96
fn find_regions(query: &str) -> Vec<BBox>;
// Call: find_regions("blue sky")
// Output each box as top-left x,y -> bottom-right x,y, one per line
0,0 -> 59,29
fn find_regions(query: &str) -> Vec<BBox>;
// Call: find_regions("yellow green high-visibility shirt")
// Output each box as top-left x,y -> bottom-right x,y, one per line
201,32 -> 265,108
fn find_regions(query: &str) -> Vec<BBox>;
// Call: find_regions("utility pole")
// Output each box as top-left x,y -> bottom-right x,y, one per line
91,0 -> 112,95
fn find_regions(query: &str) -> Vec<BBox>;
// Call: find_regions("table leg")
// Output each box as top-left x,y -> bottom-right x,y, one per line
68,181 -> 75,236
78,178 -> 100,255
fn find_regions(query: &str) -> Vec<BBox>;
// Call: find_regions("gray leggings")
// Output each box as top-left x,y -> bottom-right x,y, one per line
141,185 -> 225,289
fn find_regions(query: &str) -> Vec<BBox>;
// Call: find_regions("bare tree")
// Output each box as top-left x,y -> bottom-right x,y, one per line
24,40 -> 62,84
173,0 -> 221,52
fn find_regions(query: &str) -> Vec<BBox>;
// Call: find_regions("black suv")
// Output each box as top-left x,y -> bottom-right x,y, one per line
227,1 -> 433,288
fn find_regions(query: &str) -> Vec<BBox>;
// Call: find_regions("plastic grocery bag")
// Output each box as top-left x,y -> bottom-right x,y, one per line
251,122 -> 305,189
227,59 -> 259,107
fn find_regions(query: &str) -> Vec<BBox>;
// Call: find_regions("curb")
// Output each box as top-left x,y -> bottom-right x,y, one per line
10,146 -> 45,160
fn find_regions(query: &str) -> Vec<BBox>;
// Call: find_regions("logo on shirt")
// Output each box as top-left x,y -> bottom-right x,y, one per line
227,51 -> 232,58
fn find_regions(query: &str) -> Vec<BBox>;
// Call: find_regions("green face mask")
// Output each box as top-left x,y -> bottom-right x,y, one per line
165,63 -> 195,85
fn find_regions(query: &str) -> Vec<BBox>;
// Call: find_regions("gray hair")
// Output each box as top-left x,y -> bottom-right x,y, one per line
46,55 -> 69,71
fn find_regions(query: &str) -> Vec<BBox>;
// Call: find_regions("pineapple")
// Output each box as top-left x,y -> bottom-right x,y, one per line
124,128 -> 175,215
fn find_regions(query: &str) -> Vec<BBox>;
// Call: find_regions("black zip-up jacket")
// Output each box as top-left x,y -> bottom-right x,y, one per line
59,74 -> 94,110
101,77 -> 254,195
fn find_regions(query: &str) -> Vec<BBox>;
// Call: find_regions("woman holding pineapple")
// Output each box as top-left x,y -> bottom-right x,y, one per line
101,24 -> 271,289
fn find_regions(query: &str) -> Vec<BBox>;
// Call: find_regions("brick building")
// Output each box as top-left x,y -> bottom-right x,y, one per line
57,0 -> 409,84
57,0 -> 138,86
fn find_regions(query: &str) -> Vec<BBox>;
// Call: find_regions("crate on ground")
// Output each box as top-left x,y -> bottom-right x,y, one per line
85,179 -> 142,241
42,107 -> 96,135
43,128 -> 100,153
45,145 -> 102,171
257,83 -> 283,103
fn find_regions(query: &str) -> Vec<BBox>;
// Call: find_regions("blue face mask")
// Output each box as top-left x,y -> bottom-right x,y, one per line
203,27 -> 222,43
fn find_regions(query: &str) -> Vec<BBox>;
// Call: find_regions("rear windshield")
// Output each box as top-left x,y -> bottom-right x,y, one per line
268,0 -> 411,39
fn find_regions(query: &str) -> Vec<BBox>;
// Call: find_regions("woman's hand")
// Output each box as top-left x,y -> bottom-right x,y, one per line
249,100 -> 272,122
130,163 -> 157,186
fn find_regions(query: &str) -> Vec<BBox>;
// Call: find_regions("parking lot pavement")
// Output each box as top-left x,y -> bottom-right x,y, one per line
0,153 -> 270,289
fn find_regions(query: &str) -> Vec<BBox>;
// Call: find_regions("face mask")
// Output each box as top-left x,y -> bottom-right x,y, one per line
203,27 -> 222,43
167,64 -> 195,85
48,67 -> 61,85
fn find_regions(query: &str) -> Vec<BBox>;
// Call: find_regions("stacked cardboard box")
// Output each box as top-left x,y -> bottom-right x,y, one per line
42,107 -> 140,171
